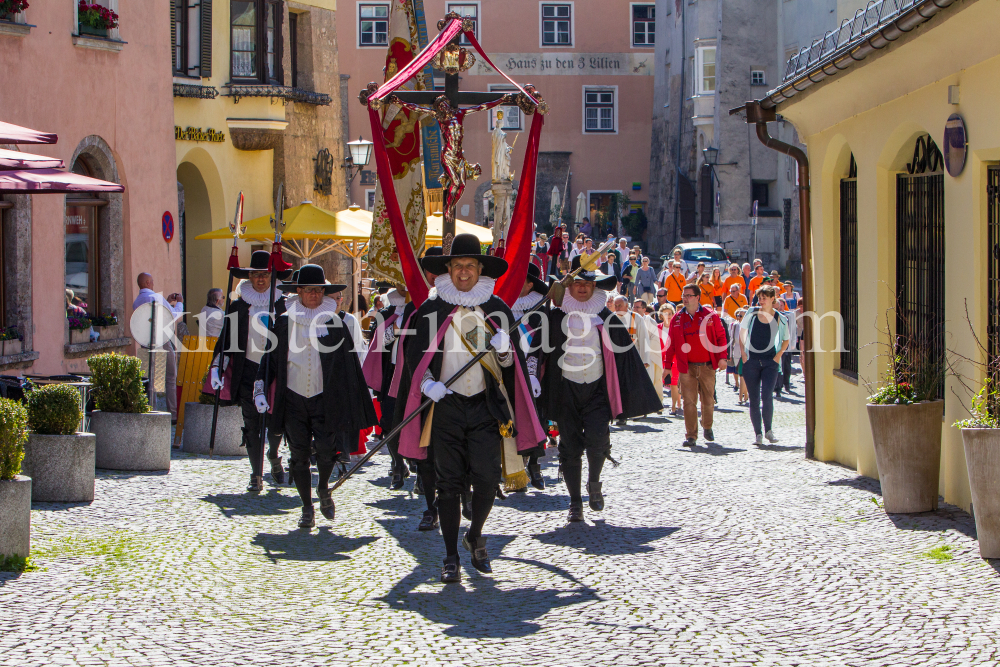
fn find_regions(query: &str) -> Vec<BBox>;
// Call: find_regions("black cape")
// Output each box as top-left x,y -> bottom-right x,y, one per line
539,306 -> 662,422
211,292 -> 286,403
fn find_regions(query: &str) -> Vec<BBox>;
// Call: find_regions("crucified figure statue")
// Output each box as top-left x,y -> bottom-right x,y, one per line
388,93 -> 516,238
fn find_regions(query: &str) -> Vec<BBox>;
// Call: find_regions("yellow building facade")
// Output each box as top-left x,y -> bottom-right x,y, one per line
172,0 -> 347,330
761,0 -> 999,511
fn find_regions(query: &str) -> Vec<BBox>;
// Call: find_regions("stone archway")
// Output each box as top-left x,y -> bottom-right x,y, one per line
176,162 -> 213,336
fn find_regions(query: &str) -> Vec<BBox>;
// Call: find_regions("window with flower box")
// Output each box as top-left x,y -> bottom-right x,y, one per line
0,0 -> 29,25
76,0 -> 120,40
230,0 -> 282,84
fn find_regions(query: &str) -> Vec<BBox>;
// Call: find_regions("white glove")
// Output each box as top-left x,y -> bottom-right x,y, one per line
253,379 -> 268,413
421,379 -> 452,403
210,367 -> 224,391
530,375 -> 541,398
490,329 -> 511,354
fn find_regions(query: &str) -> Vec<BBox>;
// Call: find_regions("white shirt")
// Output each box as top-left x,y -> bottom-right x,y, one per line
440,306 -> 488,397
558,288 -> 608,384
637,313 -> 662,367
199,305 -> 224,338
284,296 -> 339,398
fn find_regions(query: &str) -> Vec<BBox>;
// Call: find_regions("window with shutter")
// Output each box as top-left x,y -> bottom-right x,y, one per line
231,0 -> 282,84
200,0 -> 212,78
172,0 -> 203,77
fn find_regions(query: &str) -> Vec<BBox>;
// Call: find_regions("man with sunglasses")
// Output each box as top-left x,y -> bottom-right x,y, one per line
209,250 -> 291,493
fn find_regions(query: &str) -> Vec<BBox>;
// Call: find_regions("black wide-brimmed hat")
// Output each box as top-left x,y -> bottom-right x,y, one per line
525,262 -> 548,295
555,254 -> 618,290
419,245 -> 445,276
420,233 -> 508,279
232,250 -> 293,280
277,263 -> 346,294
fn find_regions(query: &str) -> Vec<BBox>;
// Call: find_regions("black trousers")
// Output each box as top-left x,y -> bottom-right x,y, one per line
379,394 -> 405,474
430,392 -> 502,555
773,354 -> 792,393
557,379 -> 612,502
284,390 -> 338,508
237,360 -> 282,478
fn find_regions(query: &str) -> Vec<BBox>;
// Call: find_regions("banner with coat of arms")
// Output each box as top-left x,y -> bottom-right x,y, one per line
367,0 -> 428,285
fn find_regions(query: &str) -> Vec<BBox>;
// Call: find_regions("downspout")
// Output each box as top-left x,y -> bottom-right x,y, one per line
732,100 -> 815,458
671,0 -> 686,247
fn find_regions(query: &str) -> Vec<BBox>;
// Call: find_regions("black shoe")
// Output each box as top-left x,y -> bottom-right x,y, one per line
246,475 -> 263,493
704,428 -> 715,442
557,464 -> 564,482
528,463 -> 545,490
390,463 -> 409,490
441,555 -> 461,583
615,417 -> 627,427
298,507 -> 316,529
461,494 -> 473,521
268,456 -> 285,484
413,473 -> 424,495
587,481 -> 604,511
408,460 -> 418,474
317,489 -> 335,520
495,485 -> 507,500
462,533 -> 492,573
418,511 -> 439,531
683,438 -> 697,447
568,502 -> 584,522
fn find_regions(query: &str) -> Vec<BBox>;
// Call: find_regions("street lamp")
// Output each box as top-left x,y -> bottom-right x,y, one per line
342,136 -> 373,185
703,146 -> 720,166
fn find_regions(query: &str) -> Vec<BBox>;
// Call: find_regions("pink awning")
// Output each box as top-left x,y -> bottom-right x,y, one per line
0,168 -> 123,194
0,121 -> 57,145
0,148 -> 64,170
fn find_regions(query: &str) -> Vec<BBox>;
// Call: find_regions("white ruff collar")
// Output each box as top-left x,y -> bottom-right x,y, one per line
238,279 -> 278,308
285,296 -> 341,326
434,274 -> 495,307
511,292 -> 544,319
559,289 -> 607,315
386,289 -> 406,308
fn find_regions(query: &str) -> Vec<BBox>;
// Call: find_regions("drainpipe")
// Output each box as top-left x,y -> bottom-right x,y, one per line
732,100 -> 815,458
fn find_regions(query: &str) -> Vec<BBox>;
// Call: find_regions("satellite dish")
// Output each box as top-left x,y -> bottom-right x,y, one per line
129,302 -> 177,349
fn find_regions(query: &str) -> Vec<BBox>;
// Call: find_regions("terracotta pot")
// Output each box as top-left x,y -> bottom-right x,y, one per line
961,428 -> 1000,558
70,328 -> 90,344
866,400 -> 943,513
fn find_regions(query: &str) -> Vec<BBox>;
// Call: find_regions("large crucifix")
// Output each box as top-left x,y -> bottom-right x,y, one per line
361,12 -> 542,251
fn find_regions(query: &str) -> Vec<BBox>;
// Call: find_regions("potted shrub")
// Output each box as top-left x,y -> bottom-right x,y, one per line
1,326 -> 22,356
87,353 -> 170,471
77,0 -> 117,37
0,397 -> 30,559
21,384 -> 95,502
864,306 -> 945,514
90,313 -> 120,341
182,373 -> 245,456
0,0 -> 29,22
68,316 -> 92,345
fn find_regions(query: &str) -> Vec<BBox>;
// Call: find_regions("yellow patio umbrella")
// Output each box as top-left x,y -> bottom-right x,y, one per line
425,213 -> 493,244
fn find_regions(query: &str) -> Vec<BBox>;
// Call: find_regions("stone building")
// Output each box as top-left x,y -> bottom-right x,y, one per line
172,0 -> 351,326
647,0 -> 839,270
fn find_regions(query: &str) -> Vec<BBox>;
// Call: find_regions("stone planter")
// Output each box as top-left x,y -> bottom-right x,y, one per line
78,23 -> 108,37
93,325 -> 120,341
70,328 -> 90,344
867,400 -> 944,513
961,428 -> 1000,558
91,410 -> 171,471
0,476 -> 31,558
21,432 -> 96,502
182,402 -> 246,456
2,339 -> 21,356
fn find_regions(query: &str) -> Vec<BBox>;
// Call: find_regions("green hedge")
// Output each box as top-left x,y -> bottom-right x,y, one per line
0,397 -> 28,480
87,353 -> 149,414
27,384 -> 83,435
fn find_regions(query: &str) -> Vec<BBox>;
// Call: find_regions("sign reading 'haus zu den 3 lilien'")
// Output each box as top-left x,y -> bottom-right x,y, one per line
471,53 -> 654,77
174,126 -> 225,142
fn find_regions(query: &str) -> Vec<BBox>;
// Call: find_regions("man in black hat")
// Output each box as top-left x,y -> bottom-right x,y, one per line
510,262 -> 549,491
209,250 -> 291,492
538,254 -> 662,522
253,264 -> 378,528
394,234 -> 545,582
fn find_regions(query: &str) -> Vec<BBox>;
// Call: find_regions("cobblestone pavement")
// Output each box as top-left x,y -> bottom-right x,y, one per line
3,364 -> 1000,667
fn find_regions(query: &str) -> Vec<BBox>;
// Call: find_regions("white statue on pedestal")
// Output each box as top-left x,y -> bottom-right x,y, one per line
491,110 -> 515,182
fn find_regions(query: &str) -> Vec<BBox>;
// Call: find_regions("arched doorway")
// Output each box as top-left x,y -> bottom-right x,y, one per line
177,162 -> 213,336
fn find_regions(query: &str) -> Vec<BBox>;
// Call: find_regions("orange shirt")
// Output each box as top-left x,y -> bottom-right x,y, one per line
748,275 -> 765,294
699,282 -> 714,306
771,280 -> 783,294
712,279 -> 725,297
723,293 -> 748,319
664,272 -> 686,302
723,274 -> 744,295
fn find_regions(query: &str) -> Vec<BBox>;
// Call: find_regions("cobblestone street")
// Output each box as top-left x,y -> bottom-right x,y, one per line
3,367 -> 999,666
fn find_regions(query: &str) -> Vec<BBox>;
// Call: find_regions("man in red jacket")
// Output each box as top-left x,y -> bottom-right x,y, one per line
662,285 -> 728,446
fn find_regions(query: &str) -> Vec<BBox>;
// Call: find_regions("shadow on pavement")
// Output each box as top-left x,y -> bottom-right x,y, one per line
826,476 -> 882,494
376,531 -> 600,638
252,527 -> 379,563
96,470 -> 170,480
532,521 -> 679,556
681,442 -> 745,456
201,489 -> 302,518
754,443 -> 803,453
31,500 -> 94,511
612,423 -> 660,434
887,507 -> 977,540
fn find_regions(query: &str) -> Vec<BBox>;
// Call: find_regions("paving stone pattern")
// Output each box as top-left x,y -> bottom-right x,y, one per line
2,367 -> 999,666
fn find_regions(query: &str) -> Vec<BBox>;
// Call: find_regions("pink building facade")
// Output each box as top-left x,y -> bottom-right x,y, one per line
338,0 -> 655,236
0,0 -> 179,375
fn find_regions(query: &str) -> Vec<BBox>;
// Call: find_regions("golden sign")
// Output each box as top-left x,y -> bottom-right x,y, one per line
174,126 -> 225,142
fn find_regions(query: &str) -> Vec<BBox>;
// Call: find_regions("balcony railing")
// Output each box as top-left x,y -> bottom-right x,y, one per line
224,84 -> 332,106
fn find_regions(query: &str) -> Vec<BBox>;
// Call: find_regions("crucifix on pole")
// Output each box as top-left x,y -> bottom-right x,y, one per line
362,12 -> 541,253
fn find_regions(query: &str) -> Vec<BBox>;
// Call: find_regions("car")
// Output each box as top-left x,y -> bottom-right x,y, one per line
663,242 -> 730,276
